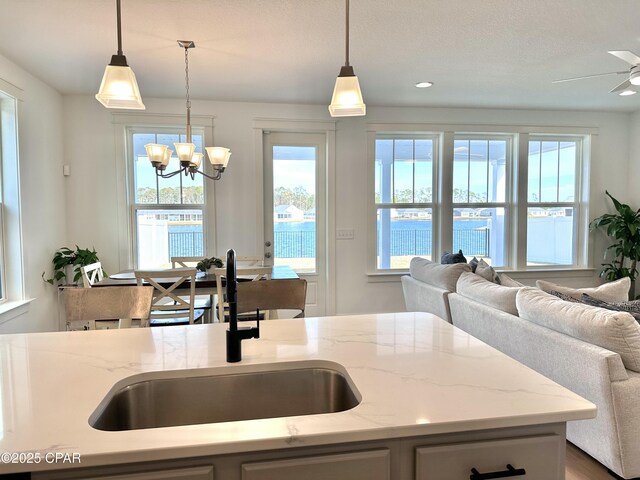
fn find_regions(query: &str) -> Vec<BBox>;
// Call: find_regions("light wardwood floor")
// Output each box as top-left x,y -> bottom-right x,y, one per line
566,442 -> 615,480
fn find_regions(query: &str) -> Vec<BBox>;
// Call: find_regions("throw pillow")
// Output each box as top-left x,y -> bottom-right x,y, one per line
516,287 -> 640,373
475,258 -> 500,284
498,272 -> 525,288
456,272 -> 520,316
469,257 -> 479,273
549,290 -> 580,303
409,257 -> 471,292
441,250 -> 467,264
581,294 -> 640,322
536,277 -> 630,303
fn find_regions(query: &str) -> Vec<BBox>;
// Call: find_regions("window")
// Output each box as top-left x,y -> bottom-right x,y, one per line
526,137 -> 581,266
129,128 -> 206,269
374,136 -> 435,269
370,128 -> 588,273
0,83 -> 23,303
452,136 -> 509,266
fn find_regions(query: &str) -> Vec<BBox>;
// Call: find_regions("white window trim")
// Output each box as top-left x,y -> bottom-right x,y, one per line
367,123 -> 597,277
113,114 -> 216,271
0,79 -> 25,304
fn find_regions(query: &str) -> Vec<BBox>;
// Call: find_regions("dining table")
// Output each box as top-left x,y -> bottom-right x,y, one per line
92,264 -> 299,296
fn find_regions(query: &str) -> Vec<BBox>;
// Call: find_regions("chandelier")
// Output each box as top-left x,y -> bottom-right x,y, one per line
144,41 -> 231,181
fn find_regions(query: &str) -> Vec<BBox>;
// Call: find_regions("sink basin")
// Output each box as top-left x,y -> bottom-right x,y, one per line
89,361 -> 361,431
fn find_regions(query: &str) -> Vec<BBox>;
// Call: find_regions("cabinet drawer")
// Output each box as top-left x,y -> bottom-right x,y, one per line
81,465 -> 214,480
416,434 -> 562,480
242,449 -> 390,480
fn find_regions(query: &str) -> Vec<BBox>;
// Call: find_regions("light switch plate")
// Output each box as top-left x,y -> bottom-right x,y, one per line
337,229 -> 355,240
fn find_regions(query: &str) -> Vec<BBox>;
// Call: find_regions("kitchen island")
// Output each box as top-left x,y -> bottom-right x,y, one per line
0,312 -> 595,479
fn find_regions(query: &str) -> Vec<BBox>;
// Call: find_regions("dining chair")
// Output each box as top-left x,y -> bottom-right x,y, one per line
80,261 -> 104,288
236,255 -> 264,267
134,268 -> 205,326
65,286 -> 154,330
170,255 -> 213,322
213,265 -> 272,322
236,279 -> 307,319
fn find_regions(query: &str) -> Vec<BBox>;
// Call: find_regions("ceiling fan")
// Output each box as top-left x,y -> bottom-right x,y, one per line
552,51 -> 640,95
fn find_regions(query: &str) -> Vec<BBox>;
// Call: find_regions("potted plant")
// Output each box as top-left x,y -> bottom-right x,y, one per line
43,246 -> 103,286
590,190 -> 640,299
196,256 -> 224,274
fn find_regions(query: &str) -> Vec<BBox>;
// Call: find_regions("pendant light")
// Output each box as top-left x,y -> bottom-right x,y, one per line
95,0 -> 145,109
144,41 -> 231,181
329,0 -> 366,117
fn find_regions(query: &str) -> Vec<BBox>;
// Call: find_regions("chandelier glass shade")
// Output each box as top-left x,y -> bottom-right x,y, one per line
144,41 -> 231,181
95,0 -> 145,110
328,0 -> 366,117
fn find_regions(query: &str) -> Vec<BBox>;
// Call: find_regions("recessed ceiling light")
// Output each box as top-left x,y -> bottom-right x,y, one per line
415,82 -> 433,88
619,90 -> 637,96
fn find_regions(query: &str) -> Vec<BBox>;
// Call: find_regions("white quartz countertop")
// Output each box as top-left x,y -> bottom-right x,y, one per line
0,312 -> 595,473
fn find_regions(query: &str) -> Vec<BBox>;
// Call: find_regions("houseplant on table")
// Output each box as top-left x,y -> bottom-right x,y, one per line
43,246 -> 103,286
590,190 -> 640,299
196,256 -> 224,274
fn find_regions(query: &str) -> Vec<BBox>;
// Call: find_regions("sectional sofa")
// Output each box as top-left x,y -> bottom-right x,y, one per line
401,258 -> 640,479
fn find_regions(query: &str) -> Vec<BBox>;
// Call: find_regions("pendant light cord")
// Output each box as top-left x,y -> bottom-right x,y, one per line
116,0 -> 123,56
345,0 -> 350,67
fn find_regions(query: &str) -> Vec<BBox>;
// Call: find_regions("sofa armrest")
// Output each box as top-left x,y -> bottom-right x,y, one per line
401,275 -> 452,323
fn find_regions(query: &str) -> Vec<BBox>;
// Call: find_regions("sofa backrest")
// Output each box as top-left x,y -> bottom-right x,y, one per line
409,257 -> 471,292
517,287 -> 640,373
456,271 -> 520,316
401,276 -> 453,322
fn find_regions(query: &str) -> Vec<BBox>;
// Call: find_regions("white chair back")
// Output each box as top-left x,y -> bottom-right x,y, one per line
213,266 -> 272,322
81,262 -> 104,288
134,268 -> 198,325
170,256 -> 204,268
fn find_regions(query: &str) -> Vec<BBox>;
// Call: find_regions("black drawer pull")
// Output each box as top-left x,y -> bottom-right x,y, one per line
470,464 -> 526,479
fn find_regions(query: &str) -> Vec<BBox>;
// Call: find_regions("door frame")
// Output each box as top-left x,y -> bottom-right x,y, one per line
253,118 -> 336,315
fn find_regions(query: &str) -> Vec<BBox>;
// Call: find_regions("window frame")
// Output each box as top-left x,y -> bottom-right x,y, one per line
367,123 -> 592,275
451,134 -> 513,267
126,125 -> 209,269
371,133 -> 439,272
522,134 -> 585,269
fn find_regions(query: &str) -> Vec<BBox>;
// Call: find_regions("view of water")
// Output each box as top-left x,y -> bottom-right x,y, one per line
167,219 -> 491,259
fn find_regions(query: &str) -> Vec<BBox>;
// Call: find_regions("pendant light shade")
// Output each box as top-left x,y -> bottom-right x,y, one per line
96,64 -> 145,109
329,66 -> 366,117
96,0 -> 145,110
329,0 -> 365,117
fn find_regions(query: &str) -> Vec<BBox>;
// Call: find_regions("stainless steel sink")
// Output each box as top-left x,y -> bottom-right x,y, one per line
89,361 -> 361,431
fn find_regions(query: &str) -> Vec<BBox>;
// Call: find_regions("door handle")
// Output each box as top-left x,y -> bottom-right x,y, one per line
265,241 -> 272,247
264,252 -> 272,259
470,464 -> 526,480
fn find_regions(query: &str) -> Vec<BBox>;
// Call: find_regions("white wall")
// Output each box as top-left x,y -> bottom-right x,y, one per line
62,95 -> 631,316
0,53 -> 66,333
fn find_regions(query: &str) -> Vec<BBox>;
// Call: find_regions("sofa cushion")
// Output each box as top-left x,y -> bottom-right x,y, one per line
409,257 -> 471,292
457,272 -> 520,316
475,258 -> 500,283
498,272 -> 525,288
536,277 -> 630,303
517,287 -> 640,372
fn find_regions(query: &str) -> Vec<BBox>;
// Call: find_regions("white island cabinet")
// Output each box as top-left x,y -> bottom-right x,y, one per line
0,313 -> 594,479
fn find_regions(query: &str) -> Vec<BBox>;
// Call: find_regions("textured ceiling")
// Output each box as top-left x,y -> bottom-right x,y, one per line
2,0 -> 640,111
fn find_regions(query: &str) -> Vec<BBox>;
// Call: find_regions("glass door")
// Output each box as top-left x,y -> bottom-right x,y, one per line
263,132 -> 327,316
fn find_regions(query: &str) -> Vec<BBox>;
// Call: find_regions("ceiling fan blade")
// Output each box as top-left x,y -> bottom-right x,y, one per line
608,50 -> 640,66
552,71 -> 627,83
610,79 -> 632,93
